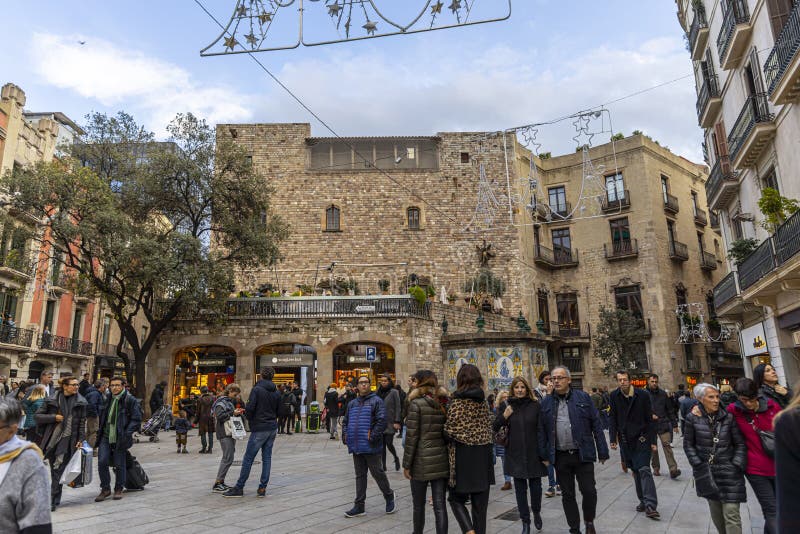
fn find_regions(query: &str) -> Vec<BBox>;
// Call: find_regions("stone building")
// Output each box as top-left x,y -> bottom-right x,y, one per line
140,123 -> 731,407
676,0 -> 800,386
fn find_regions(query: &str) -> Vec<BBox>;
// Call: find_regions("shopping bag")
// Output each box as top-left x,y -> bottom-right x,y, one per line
59,450 -> 83,485
80,441 -> 93,485
229,416 -> 247,440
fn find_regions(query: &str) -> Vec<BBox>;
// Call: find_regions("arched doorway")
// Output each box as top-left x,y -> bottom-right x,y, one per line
28,361 -> 46,382
254,343 -> 316,402
333,342 -> 395,390
172,345 -> 236,414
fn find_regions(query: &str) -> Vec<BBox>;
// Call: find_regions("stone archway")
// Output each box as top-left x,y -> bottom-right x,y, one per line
170,344 -> 237,415
254,342 -> 317,402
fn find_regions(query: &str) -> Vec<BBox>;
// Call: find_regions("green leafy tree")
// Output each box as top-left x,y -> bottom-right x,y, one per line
593,306 -> 648,376
757,187 -> 799,233
2,112 -> 288,394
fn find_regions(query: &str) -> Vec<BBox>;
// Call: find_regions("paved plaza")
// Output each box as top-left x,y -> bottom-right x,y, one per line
51,428 -> 765,534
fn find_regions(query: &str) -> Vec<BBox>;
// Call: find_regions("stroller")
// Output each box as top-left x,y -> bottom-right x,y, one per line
134,405 -> 171,443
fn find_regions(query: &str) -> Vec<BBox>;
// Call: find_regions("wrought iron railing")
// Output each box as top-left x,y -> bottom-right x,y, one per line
38,333 -> 93,355
717,0 -> 751,63
701,251 -> 718,270
664,193 -> 680,213
689,6 -> 709,53
694,208 -> 708,226
710,211 -> 720,228
552,322 -> 591,338
765,1 -> 800,96
0,325 -> 34,347
560,357 -> 583,373
534,244 -> 579,266
775,209 -> 800,265
696,74 -> 721,121
728,93 -> 774,164
714,271 -> 740,309
669,240 -> 689,260
705,156 -> 735,207
604,239 -> 638,259
601,190 -> 630,211
738,238 -> 776,290
549,201 -> 572,218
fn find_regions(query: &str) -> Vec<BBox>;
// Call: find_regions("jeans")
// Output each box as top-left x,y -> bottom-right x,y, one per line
353,453 -> 393,507
746,473 -> 776,534
328,415 -> 339,437
216,436 -> 236,483
555,450 -> 597,531
623,442 -> 658,509
402,425 -> 407,447
493,445 -> 512,483
546,463 -> 557,488
707,499 -> 742,534
513,477 -> 542,523
200,431 -> 214,452
98,437 -> 127,491
651,430 -> 678,473
410,478 -> 448,534
235,428 -> 277,490
449,489 -> 490,534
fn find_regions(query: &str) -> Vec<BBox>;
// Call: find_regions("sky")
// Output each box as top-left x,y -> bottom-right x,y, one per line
1,0 -> 703,161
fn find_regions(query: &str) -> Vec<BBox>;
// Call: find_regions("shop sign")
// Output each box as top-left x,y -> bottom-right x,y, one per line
686,375 -> 698,386
741,322 -> 768,357
265,353 -> 315,366
631,378 -> 647,388
348,354 -> 381,364
197,359 -> 226,367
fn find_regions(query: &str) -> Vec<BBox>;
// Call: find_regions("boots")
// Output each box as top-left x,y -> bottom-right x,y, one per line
521,522 -> 531,534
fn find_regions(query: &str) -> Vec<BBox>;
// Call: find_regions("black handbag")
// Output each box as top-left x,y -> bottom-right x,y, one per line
745,414 -> 775,458
494,424 -> 509,447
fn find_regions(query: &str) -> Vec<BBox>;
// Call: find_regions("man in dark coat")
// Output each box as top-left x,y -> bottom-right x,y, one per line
78,373 -> 92,397
541,366 -> 608,534
84,378 -> 108,457
646,374 -> 680,478
95,376 -> 142,502
196,386 -> 216,453
290,382 -> 304,432
323,384 -> 340,440
149,381 -> 166,416
609,370 -> 660,520
376,374 -> 401,471
775,401 -> 800,533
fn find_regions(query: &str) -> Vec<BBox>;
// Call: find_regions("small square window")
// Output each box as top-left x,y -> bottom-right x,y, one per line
460,152 -> 470,163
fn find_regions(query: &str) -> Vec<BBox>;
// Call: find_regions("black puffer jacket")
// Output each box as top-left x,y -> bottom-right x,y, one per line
493,396 -> 547,479
402,385 -> 449,481
684,406 -> 747,503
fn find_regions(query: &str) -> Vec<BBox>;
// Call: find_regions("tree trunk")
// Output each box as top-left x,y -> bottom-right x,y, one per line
133,352 -> 147,399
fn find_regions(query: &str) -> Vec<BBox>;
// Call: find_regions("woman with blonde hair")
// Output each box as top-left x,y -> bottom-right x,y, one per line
494,376 -> 547,533
21,384 -> 47,442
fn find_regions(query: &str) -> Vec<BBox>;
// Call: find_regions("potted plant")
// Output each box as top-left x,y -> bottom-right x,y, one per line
426,284 -> 436,301
409,285 -> 427,306
378,279 -> 390,294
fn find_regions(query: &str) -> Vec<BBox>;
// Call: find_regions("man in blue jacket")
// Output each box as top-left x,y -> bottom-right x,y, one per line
541,366 -> 608,534
223,367 -> 281,498
96,377 -> 142,502
341,375 -> 395,518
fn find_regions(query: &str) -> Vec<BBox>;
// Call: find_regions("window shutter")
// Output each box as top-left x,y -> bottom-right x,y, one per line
714,121 -> 731,175
767,0 -> 794,41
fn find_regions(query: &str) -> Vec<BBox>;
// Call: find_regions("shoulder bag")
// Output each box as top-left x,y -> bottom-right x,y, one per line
745,413 -> 775,458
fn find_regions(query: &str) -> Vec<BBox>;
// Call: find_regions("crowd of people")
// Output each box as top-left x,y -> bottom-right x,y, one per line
2,360 -> 800,534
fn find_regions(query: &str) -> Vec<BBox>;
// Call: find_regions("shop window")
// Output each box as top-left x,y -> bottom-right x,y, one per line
333,342 -> 395,390
255,343 -> 316,400
173,345 -> 237,413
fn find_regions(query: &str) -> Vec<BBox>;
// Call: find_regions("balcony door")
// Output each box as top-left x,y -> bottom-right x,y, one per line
767,0 -> 795,40
605,173 -> 624,202
551,228 -> 572,262
556,293 -> 580,335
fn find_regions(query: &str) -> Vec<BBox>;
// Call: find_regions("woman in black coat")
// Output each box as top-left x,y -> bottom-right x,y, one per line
753,363 -> 793,409
494,377 -> 547,533
684,383 -> 747,534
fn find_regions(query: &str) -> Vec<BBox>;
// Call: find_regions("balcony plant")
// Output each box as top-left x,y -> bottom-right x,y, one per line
408,285 -> 427,306
727,238 -> 759,265
757,187 -> 799,233
377,279 -> 390,293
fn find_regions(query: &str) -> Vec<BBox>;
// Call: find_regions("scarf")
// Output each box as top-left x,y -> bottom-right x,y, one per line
0,435 -> 42,464
376,384 -> 393,400
444,389 -> 494,487
107,391 -> 126,444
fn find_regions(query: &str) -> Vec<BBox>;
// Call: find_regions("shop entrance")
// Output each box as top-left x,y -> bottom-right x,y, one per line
172,345 -> 236,414
254,343 -> 316,403
333,342 -> 395,390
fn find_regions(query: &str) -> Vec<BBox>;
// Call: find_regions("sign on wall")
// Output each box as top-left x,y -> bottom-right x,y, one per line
741,322 -> 768,357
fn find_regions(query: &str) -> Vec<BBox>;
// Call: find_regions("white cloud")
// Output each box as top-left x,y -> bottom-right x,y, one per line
30,33 -> 254,131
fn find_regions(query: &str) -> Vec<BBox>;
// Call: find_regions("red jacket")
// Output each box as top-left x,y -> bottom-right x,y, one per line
727,397 -> 780,477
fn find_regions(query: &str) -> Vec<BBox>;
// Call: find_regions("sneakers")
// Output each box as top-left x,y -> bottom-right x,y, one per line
257,487 -> 266,497
344,506 -> 366,518
670,468 -> 682,479
182,448 -> 188,454
212,483 -> 230,493
544,486 -> 556,498
385,491 -> 397,514
645,506 -> 660,520
222,487 -> 244,498
555,485 -> 562,496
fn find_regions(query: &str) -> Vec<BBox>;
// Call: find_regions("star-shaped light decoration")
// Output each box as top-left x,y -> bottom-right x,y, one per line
448,0 -> 462,14
258,11 -> 273,24
224,36 -> 238,51
328,2 -> 342,17
245,32 -> 258,46
236,4 -> 248,17
431,1 -> 444,14
344,18 -> 352,37
363,20 -> 378,35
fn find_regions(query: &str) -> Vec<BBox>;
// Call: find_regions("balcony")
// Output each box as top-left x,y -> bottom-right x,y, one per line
706,156 -> 738,211
669,240 -> 689,261
560,357 -> 584,374
728,93 -> 776,168
221,295 -> 431,320
548,201 -> 572,220
710,211 -> 720,229
775,209 -> 800,266
713,271 -> 742,316
0,251 -> 32,288
697,74 -> 723,128
552,322 -> 591,340
717,0 -> 753,70
739,238 -> 776,291
0,325 -> 35,349
764,1 -> 800,105
533,244 -> 579,269
39,333 -> 93,356
694,208 -> 708,226
700,251 -> 718,271
663,193 -> 680,214
689,6 -> 710,61
604,239 -> 639,261
601,190 -> 630,212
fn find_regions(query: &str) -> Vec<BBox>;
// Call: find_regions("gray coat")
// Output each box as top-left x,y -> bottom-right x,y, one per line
379,387 -> 401,435
0,447 -> 52,533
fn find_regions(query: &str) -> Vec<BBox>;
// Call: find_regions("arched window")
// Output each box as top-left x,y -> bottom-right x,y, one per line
407,207 -> 420,230
326,205 -> 340,231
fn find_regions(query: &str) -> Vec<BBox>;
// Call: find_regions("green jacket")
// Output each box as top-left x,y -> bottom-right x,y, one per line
402,385 -> 449,481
